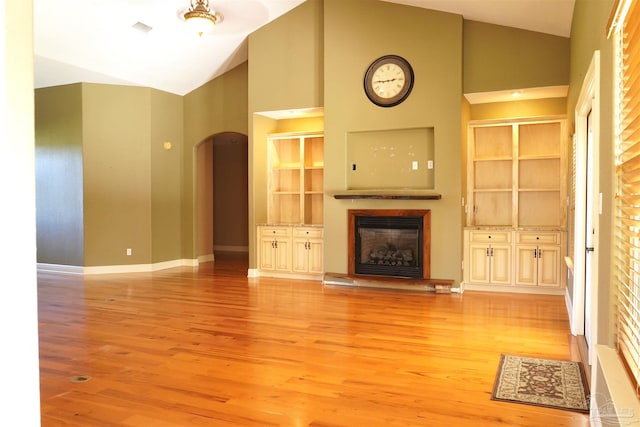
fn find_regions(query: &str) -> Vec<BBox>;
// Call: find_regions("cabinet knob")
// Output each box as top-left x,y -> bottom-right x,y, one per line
536,236 -> 540,240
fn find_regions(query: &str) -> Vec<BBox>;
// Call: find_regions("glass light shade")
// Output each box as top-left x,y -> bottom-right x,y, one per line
185,13 -> 216,36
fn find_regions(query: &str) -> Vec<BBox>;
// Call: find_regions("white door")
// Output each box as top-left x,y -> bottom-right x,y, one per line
572,50 -> 600,368
584,111 -> 595,349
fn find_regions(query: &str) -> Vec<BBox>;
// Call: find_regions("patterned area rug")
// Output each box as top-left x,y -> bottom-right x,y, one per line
491,354 -> 590,413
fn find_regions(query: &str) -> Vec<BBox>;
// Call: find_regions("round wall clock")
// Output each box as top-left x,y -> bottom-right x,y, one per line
364,55 -> 414,107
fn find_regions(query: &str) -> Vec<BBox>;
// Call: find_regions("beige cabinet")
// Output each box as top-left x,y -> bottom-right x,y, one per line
466,231 -> 512,285
260,131 -> 324,280
267,132 -> 323,225
258,226 -> 292,272
257,225 -> 323,279
463,229 -> 564,293
467,118 -> 567,228
463,117 -> 567,294
515,232 -> 562,288
292,227 -> 323,274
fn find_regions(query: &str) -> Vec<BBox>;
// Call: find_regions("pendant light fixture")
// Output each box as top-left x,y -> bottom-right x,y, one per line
183,0 -> 223,36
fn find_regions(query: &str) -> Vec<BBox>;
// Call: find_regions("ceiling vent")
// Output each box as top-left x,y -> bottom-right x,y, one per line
131,21 -> 153,33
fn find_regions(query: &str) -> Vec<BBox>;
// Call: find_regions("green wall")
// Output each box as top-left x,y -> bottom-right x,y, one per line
247,0 -> 324,267
82,84 -> 153,266
464,20 -> 570,93
35,84 -> 84,266
323,0 -> 463,280
36,84 -> 184,267
568,0 -> 616,346
248,0 -> 324,113
150,90 -> 184,263
35,0 -> 571,278
183,62 -> 249,259
246,0 -> 569,283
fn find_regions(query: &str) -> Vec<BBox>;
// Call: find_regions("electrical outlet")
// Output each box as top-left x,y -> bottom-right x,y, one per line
427,160 -> 434,169
412,161 -> 418,170
126,248 -> 132,256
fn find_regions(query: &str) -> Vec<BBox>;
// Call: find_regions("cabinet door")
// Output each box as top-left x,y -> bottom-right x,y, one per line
292,238 -> 310,273
469,244 -> 490,283
515,245 -> 537,286
292,238 -> 323,274
490,244 -> 512,284
537,245 -> 561,287
259,237 -> 277,271
307,239 -> 323,274
274,238 -> 291,271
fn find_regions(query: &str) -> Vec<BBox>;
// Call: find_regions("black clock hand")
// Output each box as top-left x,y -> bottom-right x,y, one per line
373,78 -> 397,84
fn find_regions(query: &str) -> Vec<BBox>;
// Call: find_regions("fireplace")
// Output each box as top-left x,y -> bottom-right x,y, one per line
348,209 -> 431,279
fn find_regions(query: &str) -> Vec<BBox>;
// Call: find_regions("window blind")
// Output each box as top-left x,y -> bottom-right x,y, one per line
612,0 -> 640,398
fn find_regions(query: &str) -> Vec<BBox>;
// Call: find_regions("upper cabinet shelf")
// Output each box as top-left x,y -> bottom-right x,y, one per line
467,117 -> 567,229
268,131 -> 324,225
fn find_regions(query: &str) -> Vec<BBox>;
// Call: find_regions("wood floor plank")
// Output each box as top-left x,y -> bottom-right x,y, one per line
39,253 -> 590,426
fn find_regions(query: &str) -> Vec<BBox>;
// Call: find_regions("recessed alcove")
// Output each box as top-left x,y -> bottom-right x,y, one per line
346,127 -> 435,190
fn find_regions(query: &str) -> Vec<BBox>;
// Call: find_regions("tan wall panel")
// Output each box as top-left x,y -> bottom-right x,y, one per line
81,84 -> 152,266
150,90 -> 184,263
323,0 -> 463,281
35,84 -> 85,265
464,20 -> 570,94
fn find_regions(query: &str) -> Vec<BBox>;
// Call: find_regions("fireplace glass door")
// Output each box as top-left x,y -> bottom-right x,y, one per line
355,216 -> 423,278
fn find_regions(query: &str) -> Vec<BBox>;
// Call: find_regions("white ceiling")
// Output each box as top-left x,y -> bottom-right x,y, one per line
33,0 -> 575,96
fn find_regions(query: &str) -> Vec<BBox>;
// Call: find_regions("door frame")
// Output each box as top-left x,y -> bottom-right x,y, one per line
572,50 -> 600,364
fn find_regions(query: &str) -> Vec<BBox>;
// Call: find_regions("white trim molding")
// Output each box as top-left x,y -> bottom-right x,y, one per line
37,259 -> 199,275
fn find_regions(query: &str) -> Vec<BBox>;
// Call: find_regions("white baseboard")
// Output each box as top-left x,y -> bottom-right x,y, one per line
37,259 -> 199,275
565,287 -> 575,334
37,263 -> 84,275
461,282 -> 566,295
198,253 -> 215,263
247,268 -> 260,278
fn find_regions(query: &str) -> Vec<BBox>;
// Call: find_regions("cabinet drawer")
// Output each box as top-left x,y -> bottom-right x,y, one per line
260,227 -> 292,237
293,227 -> 323,239
469,231 -> 511,243
517,232 -> 559,244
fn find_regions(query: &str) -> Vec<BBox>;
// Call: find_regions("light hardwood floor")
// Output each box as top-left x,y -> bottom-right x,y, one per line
38,253 -> 590,426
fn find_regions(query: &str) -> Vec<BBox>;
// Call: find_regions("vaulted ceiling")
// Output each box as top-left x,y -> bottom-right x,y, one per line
33,0 -> 575,96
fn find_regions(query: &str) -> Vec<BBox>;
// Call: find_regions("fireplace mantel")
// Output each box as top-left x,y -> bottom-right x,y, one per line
333,191 -> 441,200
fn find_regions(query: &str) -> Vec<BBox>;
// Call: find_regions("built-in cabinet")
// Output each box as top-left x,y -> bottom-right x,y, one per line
258,225 -> 323,279
514,232 -> 562,287
292,227 -> 324,274
267,132 -> 324,225
258,226 -> 292,273
467,231 -> 512,285
257,131 -> 324,280
463,117 -> 567,294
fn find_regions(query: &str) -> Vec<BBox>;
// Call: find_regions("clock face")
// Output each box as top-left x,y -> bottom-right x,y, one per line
364,55 -> 414,107
371,63 -> 406,99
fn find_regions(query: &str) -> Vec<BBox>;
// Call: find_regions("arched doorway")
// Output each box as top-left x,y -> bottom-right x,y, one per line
196,132 -> 248,262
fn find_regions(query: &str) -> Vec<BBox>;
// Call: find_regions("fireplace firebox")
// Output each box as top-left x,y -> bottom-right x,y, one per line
348,209 -> 431,279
